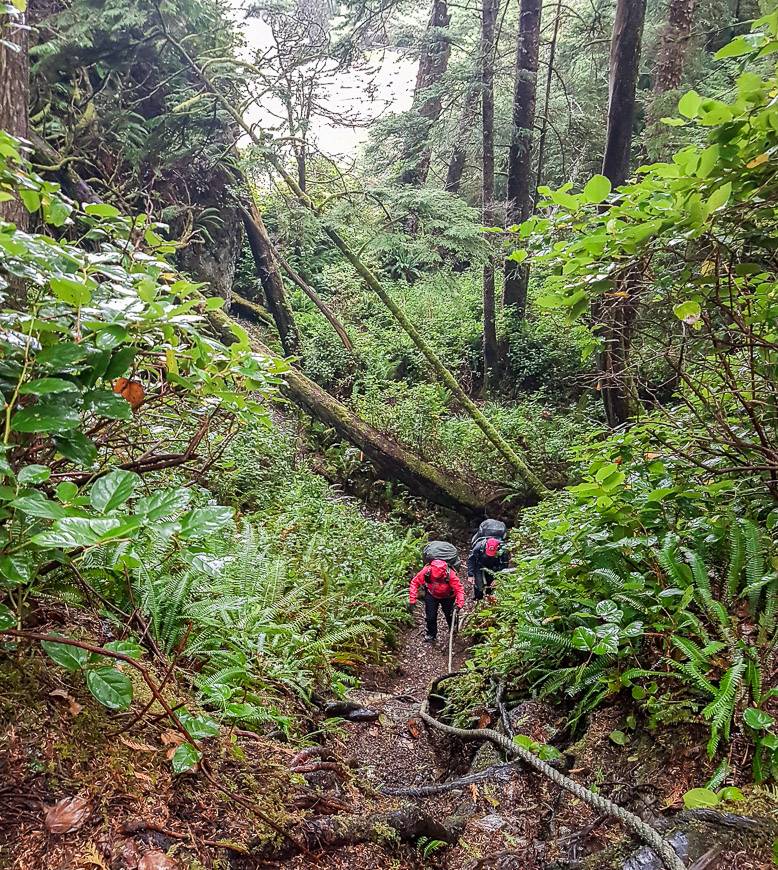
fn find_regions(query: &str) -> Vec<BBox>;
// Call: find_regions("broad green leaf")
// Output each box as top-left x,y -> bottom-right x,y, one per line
103,640 -> 144,659
84,203 -> 121,219
19,188 -> 40,213
178,506 -> 233,539
36,343 -> 87,369
50,276 -> 91,307
54,432 -> 98,467
19,378 -> 79,396
11,403 -> 81,434
609,730 -> 627,746
56,482 -> 79,503
678,90 -> 701,118
673,300 -> 701,324
89,469 -> 139,513
706,182 -> 732,215
744,708 -> 775,730
31,517 -> 127,548
86,666 -> 133,710
17,465 -> 51,485
178,711 -> 220,740
42,639 -> 89,671
571,626 -> 597,651
0,603 -> 15,630
683,788 -> 719,810
595,599 -> 623,623
717,787 -> 744,802
0,553 -> 34,586
11,493 -> 70,519
714,36 -> 753,59
171,742 -> 202,774
84,389 -> 132,421
104,347 -> 137,380
582,174 -> 611,204
506,248 -> 528,263
135,488 -> 191,521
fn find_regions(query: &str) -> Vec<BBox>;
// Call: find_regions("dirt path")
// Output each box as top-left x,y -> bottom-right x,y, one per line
285,602 -> 556,870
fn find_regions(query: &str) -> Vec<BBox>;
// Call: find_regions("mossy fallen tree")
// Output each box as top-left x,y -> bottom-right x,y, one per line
208,307 -> 501,516
258,804 -> 464,860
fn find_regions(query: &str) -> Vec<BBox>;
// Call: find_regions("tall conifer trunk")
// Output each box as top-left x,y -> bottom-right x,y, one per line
481,0 -> 499,389
399,0 -> 451,187
503,0 -> 542,316
0,7 -> 29,230
598,0 -> 647,427
654,0 -> 696,92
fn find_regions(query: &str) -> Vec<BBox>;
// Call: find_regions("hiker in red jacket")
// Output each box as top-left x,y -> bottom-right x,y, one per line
408,559 -> 465,643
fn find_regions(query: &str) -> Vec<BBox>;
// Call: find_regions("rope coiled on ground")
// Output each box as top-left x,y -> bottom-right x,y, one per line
419,697 -> 687,870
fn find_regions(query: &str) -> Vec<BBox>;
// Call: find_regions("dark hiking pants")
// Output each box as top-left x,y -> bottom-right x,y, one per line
425,594 -> 455,639
473,569 -> 495,600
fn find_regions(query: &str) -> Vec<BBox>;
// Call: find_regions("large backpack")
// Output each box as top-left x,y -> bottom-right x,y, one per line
423,540 -> 461,569
470,519 -> 507,548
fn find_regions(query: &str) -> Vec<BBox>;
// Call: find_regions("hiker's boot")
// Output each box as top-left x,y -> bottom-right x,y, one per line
424,634 -> 435,643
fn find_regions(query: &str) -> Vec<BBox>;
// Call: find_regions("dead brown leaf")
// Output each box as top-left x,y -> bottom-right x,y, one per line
45,795 -> 91,834
138,850 -> 180,870
160,730 -> 184,747
49,688 -> 82,717
407,719 -> 421,739
119,735 -> 158,753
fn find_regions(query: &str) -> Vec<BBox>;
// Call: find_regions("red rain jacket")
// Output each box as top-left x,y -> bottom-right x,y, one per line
409,565 -> 465,608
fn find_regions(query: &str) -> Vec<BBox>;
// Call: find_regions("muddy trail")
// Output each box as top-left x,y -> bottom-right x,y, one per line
285,602 -> 591,870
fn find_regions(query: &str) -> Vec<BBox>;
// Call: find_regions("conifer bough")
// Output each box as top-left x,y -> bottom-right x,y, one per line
159,12 -> 549,499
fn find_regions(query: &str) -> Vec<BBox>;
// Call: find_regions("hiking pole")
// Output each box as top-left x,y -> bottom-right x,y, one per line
447,612 -> 457,673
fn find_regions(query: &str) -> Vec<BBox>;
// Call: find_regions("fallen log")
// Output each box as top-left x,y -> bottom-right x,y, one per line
260,804 -> 464,860
208,307 -> 500,516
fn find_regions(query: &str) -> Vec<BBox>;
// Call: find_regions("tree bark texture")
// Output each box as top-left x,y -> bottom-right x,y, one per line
654,0 -> 696,92
481,0 -> 499,389
503,0 -> 542,315
241,203 -> 301,357
208,307 -> 500,516
398,0 -> 451,186
597,0 -> 646,427
445,75 -> 480,194
601,0 -> 646,188
0,7 -> 29,229
535,0 -> 562,193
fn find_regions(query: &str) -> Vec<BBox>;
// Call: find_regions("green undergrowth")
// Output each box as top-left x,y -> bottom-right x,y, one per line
448,422 -> 778,780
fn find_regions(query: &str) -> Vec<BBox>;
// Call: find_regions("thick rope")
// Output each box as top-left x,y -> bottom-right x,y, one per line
419,698 -> 686,870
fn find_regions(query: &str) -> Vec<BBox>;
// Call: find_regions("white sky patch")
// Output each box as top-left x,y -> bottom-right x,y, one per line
233,4 -> 417,159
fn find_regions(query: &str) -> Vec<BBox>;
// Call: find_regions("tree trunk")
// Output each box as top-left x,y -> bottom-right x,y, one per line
240,203 -> 301,357
481,0 -> 499,390
398,0 -> 452,187
503,0 -> 542,316
208,308 -> 502,516
654,0 -> 696,93
601,0 -> 646,188
0,7 -> 29,229
445,75 -> 480,195
535,0 -> 562,193
597,0 -> 646,428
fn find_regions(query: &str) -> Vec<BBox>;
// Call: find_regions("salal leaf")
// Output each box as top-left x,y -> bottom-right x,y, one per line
135,488 -> 191,521
0,602 -> 15,630
19,378 -> 79,396
11,402 -> 81,434
171,742 -> 202,774
89,469 -> 139,513
42,638 -> 89,671
86,666 -> 133,710
178,506 -> 233,539
17,465 -> 51,485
